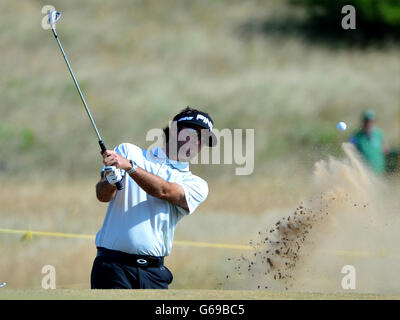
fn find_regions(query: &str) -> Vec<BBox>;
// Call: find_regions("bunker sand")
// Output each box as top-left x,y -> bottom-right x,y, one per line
225,143 -> 400,293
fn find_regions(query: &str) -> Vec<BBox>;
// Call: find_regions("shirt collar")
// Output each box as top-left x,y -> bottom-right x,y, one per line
152,147 -> 190,172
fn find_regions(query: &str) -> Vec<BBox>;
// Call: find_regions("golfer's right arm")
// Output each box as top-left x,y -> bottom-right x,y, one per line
96,175 -> 117,202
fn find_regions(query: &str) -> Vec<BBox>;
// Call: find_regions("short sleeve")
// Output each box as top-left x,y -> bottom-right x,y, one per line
114,143 -> 129,158
176,175 -> 209,215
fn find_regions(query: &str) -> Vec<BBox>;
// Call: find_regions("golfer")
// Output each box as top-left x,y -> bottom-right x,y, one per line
91,106 -> 217,289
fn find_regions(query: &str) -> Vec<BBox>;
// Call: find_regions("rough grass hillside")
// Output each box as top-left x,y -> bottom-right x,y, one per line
0,0 -> 399,181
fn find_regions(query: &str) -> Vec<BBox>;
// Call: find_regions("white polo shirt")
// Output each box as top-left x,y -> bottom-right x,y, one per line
95,143 -> 209,257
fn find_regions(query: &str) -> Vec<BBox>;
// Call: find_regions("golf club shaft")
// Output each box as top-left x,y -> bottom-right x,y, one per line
52,29 -> 103,143
51,28 -> 122,190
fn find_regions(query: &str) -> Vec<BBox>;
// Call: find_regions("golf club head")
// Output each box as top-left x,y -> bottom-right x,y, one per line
48,11 -> 62,28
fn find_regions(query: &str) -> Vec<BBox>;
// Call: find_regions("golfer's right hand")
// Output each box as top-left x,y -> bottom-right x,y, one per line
101,150 -> 131,171
103,166 -> 124,186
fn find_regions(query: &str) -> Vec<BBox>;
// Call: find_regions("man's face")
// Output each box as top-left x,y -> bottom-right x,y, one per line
363,119 -> 374,133
170,124 -> 204,161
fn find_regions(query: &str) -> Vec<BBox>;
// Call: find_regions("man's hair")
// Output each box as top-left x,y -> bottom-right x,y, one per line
163,106 -> 211,144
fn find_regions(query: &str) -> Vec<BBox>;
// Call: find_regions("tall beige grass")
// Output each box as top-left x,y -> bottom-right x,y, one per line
0,0 -> 399,179
0,178 -> 298,289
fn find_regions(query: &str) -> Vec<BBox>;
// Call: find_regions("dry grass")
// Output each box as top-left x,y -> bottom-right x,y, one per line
0,178 -> 297,290
0,0 -> 399,179
2,174 -> 400,291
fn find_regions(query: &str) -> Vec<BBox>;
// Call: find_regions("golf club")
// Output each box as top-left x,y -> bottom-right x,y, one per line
48,11 -> 123,190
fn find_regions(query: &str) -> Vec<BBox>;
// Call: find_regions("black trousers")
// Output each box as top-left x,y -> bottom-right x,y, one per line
90,248 -> 173,289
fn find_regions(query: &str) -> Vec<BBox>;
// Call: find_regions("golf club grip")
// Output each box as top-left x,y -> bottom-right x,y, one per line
99,140 -> 107,153
99,140 -> 123,191
115,181 -> 123,191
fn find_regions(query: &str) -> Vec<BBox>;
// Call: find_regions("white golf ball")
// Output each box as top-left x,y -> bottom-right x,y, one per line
337,121 -> 347,131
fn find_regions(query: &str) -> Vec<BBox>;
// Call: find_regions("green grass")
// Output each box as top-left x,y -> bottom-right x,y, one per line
1,289 -> 399,300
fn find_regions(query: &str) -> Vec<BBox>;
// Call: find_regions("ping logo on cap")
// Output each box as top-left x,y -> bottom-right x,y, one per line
196,114 -> 213,130
173,109 -> 217,147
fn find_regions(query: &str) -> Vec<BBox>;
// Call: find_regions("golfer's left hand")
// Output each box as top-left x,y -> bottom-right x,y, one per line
103,166 -> 124,186
102,150 -> 131,171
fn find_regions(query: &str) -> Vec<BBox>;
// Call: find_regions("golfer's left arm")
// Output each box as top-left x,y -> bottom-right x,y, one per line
102,150 -> 189,211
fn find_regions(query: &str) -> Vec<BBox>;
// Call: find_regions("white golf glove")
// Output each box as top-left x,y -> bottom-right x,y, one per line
103,166 -> 124,186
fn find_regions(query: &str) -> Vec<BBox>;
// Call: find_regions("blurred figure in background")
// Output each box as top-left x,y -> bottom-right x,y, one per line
349,110 -> 389,174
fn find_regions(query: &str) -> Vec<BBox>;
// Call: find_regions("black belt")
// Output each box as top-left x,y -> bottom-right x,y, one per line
96,247 -> 164,268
